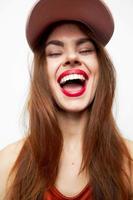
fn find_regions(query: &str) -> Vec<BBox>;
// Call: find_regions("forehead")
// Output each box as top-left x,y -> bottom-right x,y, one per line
46,23 -> 88,42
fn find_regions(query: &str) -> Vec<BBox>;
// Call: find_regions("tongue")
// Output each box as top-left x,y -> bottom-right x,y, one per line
63,83 -> 83,92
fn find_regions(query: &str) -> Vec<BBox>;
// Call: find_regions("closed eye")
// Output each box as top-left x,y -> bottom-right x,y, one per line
79,49 -> 95,55
46,53 -> 62,57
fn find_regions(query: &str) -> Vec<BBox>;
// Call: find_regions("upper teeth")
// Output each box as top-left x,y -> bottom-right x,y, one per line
60,74 -> 86,85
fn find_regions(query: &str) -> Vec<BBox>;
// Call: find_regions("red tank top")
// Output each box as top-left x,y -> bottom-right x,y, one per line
44,183 -> 92,200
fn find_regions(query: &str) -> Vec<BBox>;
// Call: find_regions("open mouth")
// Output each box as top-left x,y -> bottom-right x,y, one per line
57,69 -> 89,97
60,75 -> 86,89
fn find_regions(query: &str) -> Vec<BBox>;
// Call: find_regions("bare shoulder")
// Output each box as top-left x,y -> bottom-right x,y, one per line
0,138 -> 26,199
0,138 -> 26,166
123,138 -> 133,192
124,138 -> 133,159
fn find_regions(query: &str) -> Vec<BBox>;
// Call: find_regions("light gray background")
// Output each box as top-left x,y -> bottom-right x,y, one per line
0,0 -> 133,150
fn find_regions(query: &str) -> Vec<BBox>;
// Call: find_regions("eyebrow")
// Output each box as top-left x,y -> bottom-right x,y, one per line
45,38 -> 93,48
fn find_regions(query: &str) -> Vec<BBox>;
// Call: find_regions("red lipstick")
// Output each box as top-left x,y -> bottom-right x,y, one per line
57,69 -> 88,83
61,84 -> 86,97
57,69 -> 89,97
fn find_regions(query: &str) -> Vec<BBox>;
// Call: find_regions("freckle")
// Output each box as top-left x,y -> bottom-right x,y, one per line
72,162 -> 74,165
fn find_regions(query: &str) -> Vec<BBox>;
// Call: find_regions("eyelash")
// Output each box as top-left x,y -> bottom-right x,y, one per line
47,53 -> 62,57
79,49 -> 94,54
47,49 -> 94,57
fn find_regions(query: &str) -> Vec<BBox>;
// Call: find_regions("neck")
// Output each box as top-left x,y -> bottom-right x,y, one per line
56,110 -> 89,149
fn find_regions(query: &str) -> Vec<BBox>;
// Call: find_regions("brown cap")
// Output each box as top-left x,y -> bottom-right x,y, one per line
26,0 -> 114,50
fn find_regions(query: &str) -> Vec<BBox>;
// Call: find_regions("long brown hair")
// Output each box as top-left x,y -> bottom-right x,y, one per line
5,21 -> 133,200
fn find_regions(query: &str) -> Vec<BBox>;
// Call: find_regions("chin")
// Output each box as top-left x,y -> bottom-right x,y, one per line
55,100 -> 92,113
52,89 -> 96,113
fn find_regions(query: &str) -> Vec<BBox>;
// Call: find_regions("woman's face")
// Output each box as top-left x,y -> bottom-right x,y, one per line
44,23 -> 99,112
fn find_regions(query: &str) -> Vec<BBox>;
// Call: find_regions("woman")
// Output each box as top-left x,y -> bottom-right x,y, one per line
0,0 -> 133,199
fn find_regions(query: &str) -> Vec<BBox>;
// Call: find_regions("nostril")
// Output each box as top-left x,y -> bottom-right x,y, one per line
65,61 -> 71,65
74,60 -> 81,65
64,60 -> 81,66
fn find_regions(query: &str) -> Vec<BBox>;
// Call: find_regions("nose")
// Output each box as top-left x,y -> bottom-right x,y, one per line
63,52 -> 82,67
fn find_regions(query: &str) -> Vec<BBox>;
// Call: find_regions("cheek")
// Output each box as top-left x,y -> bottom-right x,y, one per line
89,61 -> 99,78
88,68 -> 99,104
84,54 -> 99,72
91,55 -> 99,75
45,59 -> 55,76
45,58 -> 61,78
93,65 -> 99,88
45,64 -> 59,91
89,61 -> 99,93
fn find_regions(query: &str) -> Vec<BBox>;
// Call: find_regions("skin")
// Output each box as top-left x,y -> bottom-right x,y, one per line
44,23 -> 100,194
45,23 -> 99,148
0,23 -> 133,198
